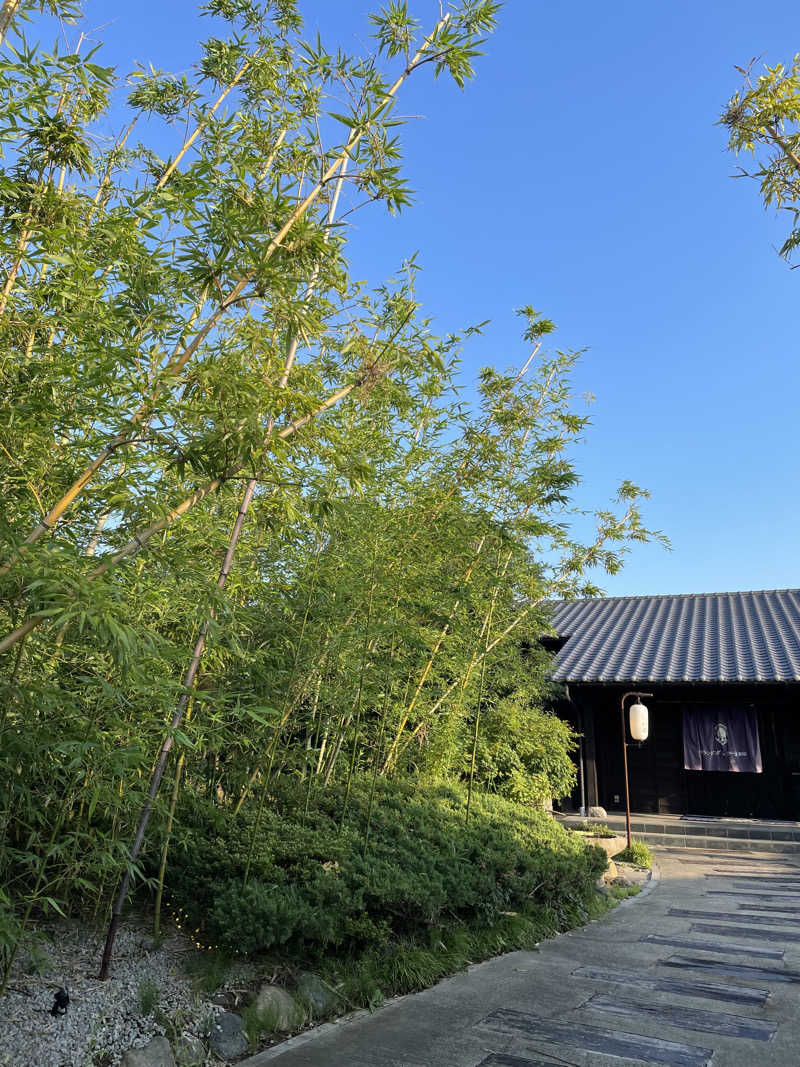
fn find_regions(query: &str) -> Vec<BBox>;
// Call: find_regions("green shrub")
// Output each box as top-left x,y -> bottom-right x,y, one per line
613,839 -> 653,868
163,778 -> 606,963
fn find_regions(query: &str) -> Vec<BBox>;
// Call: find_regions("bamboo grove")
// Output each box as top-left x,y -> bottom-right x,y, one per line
0,0 -> 660,985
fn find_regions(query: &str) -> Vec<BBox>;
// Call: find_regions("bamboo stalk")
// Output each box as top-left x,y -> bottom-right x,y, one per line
362,617 -> 398,853
156,57 -> 256,192
381,358 -> 563,772
465,550 -> 500,823
322,718 -> 349,787
301,676 -> 323,824
0,0 -> 21,47
339,535 -> 379,828
153,695 -> 193,938
98,474 -> 257,977
235,515 -> 326,819
98,153 -> 353,973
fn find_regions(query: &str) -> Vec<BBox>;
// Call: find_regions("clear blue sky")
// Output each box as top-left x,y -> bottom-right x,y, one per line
81,0 -> 800,597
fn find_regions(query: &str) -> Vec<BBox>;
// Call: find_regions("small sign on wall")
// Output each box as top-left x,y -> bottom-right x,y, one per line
683,707 -> 763,773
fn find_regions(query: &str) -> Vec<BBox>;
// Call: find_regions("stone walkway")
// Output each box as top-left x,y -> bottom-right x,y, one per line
242,849 -> 800,1066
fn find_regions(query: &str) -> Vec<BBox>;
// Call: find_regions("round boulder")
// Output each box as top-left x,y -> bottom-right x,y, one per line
121,1037 -> 175,1067
208,1011 -> 248,1061
296,972 -> 343,1019
174,1033 -> 206,1067
254,983 -> 305,1032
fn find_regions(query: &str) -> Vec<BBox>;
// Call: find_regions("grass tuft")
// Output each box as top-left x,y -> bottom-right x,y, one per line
185,950 -> 231,994
570,821 -> 616,838
613,839 -> 653,868
136,977 -> 160,1016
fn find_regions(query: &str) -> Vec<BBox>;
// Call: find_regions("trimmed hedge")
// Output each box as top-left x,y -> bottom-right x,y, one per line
163,778 -> 606,961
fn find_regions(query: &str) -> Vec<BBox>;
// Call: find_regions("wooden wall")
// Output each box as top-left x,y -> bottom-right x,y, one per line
565,684 -> 800,819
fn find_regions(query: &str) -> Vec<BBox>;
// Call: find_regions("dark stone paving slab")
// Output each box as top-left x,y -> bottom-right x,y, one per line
678,856 -> 800,866
662,955 -> 800,983
477,1009 -> 713,1066
477,1057 -> 561,1067
737,902 -> 800,913
671,907 -> 800,927
719,875 -> 800,886
730,882 -> 800,895
729,885 -> 800,898
691,920 -> 800,942
709,865 -> 798,872
586,994 -> 777,1041
642,934 -> 785,959
571,964 -> 768,1002
571,965 -> 769,1005
707,889 -> 800,904
708,870 -> 800,878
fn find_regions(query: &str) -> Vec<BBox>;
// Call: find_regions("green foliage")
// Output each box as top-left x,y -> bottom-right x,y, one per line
723,54 -> 800,260
164,778 -> 607,961
0,0 -> 661,990
613,839 -> 653,869
467,687 -> 578,806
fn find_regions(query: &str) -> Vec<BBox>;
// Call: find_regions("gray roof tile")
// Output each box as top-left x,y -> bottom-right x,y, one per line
549,589 -> 800,683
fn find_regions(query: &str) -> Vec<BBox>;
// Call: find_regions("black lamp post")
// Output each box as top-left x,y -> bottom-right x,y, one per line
620,691 -> 653,850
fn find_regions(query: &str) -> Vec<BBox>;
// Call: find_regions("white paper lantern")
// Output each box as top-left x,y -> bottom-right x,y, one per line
629,701 -> 649,741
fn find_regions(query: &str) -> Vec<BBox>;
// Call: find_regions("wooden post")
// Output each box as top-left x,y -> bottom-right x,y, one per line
582,702 -> 599,809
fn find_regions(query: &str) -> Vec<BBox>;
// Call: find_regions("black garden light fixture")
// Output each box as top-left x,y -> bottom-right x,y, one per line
620,691 -> 653,850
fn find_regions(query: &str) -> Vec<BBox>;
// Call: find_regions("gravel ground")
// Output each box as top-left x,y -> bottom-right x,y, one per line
0,920 -> 223,1066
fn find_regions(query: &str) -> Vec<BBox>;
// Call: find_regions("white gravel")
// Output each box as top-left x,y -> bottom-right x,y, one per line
0,920 -> 223,1066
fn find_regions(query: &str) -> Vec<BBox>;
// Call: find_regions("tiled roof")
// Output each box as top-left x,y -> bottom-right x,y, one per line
549,589 -> 800,684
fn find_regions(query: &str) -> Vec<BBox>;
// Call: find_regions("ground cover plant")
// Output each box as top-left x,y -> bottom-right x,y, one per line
166,778 -> 607,958
0,0 -> 661,995
162,777 -> 608,1008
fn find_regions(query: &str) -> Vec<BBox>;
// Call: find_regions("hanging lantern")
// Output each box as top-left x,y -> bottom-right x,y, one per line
629,701 -> 649,741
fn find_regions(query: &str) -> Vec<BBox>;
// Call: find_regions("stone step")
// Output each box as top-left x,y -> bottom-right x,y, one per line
635,831 -> 800,854
632,824 -> 800,843
558,814 -> 800,853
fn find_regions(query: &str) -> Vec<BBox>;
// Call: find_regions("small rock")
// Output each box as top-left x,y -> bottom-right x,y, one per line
253,984 -> 304,1032
208,1011 -> 248,1061
296,972 -> 342,1019
601,858 -> 618,883
120,1036 -> 175,1067
587,805 -> 607,818
174,1033 -> 206,1066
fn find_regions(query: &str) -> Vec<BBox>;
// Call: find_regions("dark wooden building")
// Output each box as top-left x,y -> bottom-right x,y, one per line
549,589 -> 800,819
